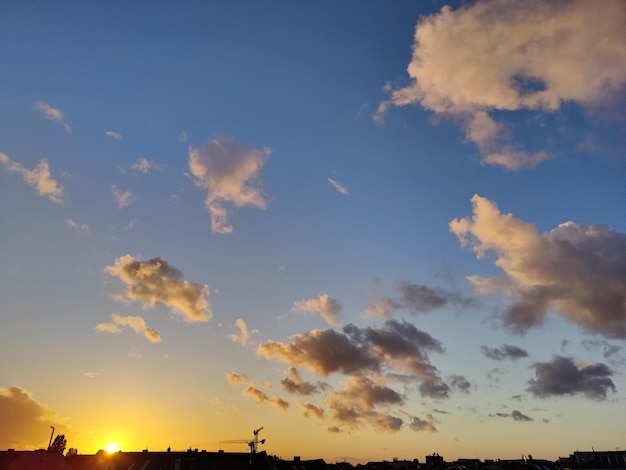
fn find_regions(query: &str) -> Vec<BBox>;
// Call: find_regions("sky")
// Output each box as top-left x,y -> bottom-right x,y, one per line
1,0 -> 625,465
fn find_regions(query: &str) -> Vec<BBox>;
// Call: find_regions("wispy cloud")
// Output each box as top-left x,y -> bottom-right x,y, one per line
112,184 -> 134,208
131,157 -> 163,174
365,281 -> 474,319
178,131 -> 188,143
188,137 -> 270,234
66,219 -> 89,235
375,0 -> 626,169
481,344 -> 529,361
327,178 -> 349,195
33,101 -> 71,133
105,131 -> 123,141
0,153 -> 64,203
95,313 -> 161,342
450,194 -> 626,338
105,254 -> 212,322
229,318 -> 258,347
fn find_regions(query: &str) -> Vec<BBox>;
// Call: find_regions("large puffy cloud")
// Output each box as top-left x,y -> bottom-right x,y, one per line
188,137 -> 270,234
376,0 -> 626,170
95,313 -> 161,342
0,386 -> 67,449
450,195 -> 626,338
258,320 -> 451,399
527,355 -> 616,400
292,294 -> 342,326
33,101 -> 71,133
0,153 -> 64,203
105,255 -> 211,322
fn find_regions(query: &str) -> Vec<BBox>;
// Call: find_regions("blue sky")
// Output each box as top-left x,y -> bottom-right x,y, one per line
1,0 -> 625,464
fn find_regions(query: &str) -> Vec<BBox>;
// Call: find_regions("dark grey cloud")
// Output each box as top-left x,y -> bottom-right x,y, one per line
527,355 -> 616,400
409,416 -> 437,432
581,339 -> 622,359
511,410 -> 533,422
258,320 -> 447,396
366,281 -> 475,318
449,375 -> 471,394
482,344 -> 529,361
490,410 -> 533,422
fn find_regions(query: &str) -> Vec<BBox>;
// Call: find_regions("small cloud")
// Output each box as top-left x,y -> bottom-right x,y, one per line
327,426 -> 344,433
292,294 -> 342,326
281,367 -> 327,396
112,185 -> 135,208
327,178 -> 349,195
243,386 -> 289,411
229,318 -> 258,347
188,137 -> 270,234
482,344 -> 529,361
0,153 -> 64,203
105,131 -> 123,141
33,101 -> 71,133
490,410 -> 534,422
105,254 -> 212,322
178,131 -> 188,143
66,219 -> 89,235
131,157 -> 163,174
95,313 -> 162,342
226,372 -> 249,386
83,372 -> 99,379
297,401 -> 326,419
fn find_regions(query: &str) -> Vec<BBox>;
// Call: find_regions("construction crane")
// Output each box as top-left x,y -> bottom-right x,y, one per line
219,427 -> 265,454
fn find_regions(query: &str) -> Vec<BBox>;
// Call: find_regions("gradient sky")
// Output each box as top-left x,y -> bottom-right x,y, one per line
1,0 -> 625,465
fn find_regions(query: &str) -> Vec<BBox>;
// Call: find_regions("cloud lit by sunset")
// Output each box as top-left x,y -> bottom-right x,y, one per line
1,0 -> 624,465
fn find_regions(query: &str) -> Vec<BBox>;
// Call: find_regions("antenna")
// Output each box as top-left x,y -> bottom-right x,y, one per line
48,426 -> 55,451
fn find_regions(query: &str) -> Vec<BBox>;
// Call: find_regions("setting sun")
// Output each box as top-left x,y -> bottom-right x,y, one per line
105,443 -> 119,454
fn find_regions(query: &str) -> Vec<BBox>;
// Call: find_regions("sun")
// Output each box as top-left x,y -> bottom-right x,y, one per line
105,442 -> 119,453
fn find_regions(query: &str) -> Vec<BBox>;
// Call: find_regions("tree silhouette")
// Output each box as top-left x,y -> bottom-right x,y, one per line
49,434 -> 67,454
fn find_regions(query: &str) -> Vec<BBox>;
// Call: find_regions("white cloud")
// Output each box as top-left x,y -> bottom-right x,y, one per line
450,195 -> 626,338
105,131 -> 123,141
95,313 -> 162,342
112,184 -> 135,208
188,137 -> 270,234
293,294 -> 342,326
327,178 -> 349,195
376,0 -> 626,169
0,153 -> 64,203
33,101 -> 71,133
66,219 -> 89,235
105,254 -> 212,322
178,131 -> 188,143
130,157 -> 162,174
